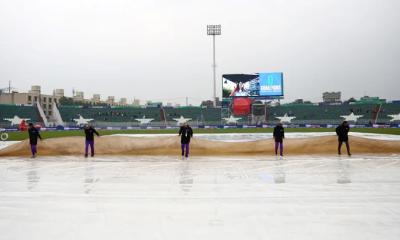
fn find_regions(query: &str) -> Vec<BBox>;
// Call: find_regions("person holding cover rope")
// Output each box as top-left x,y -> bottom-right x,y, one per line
28,123 -> 42,158
84,124 -> 100,157
273,123 -> 285,156
179,122 -> 193,159
336,121 -> 351,156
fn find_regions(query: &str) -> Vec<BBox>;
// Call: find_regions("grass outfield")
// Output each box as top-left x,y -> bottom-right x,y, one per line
2,127 -> 400,141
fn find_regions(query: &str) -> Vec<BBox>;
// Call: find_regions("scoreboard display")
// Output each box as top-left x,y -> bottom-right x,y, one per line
222,73 -> 284,98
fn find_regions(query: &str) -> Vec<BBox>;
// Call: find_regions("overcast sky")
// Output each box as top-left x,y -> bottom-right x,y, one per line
0,0 -> 399,105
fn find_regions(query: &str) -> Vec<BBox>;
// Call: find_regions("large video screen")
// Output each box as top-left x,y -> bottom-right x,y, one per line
222,73 -> 283,98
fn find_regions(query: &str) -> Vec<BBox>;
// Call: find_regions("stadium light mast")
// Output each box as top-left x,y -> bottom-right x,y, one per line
207,25 -> 221,107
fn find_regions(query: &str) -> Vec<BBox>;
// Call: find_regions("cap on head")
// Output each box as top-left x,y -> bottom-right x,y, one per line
28,123 -> 33,127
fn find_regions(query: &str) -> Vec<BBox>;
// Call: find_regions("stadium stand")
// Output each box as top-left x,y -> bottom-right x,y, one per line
2,102 -> 399,127
56,103 -> 400,125
58,106 -> 162,122
0,104 -> 40,125
58,106 -> 223,125
379,103 -> 400,122
266,103 -> 397,124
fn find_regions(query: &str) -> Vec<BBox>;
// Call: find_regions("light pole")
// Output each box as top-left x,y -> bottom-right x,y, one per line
207,25 -> 221,107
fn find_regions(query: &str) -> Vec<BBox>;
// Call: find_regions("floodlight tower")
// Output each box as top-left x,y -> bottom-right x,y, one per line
207,25 -> 221,107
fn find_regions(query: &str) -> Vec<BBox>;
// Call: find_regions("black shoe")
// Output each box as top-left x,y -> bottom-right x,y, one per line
85,154 -> 88,158
91,154 -> 94,157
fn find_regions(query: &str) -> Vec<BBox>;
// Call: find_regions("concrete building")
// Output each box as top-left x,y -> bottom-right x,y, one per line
73,91 -> 84,102
0,86 -> 63,116
322,92 -> 341,103
201,98 -> 221,107
91,94 -> 101,104
0,91 -> 29,106
107,96 -> 115,105
53,89 -> 65,98
0,85 -> 66,126
119,98 -> 127,106
132,98 -> 140,106
146,101 -> 162,108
